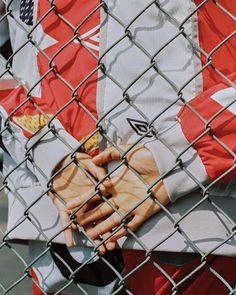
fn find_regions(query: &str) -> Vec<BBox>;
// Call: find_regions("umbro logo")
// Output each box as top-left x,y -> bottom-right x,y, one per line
74,25 -> 100,52
127,118 -> 153,138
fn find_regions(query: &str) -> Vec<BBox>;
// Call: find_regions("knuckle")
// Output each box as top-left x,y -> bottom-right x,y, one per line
97,206 -> 104,215
110,214 -> 119,225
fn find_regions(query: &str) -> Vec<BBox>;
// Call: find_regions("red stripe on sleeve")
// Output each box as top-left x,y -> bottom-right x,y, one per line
178,79 -> 236,183
194,0 -> 236,90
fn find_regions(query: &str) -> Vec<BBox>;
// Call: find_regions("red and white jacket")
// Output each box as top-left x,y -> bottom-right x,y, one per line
0,0 -> 236,256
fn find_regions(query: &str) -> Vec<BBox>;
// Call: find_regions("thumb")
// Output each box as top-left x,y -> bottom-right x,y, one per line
92,146 -> 124,166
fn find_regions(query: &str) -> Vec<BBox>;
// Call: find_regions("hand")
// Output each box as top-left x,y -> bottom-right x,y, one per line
50,152 -> 109,250
66,145 -> 169,251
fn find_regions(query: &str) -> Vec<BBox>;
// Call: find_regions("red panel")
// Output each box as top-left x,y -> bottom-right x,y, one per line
178,76 -> 236,182
194,0 -> 236,90
37,1 -> 100,144
122,250 -> 236,295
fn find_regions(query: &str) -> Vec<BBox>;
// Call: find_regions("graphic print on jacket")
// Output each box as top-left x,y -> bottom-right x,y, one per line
20,0 -> 34,25
0,0 -> 101,155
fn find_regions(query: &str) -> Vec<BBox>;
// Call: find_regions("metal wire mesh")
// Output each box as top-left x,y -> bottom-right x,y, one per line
0,0 -> 235,294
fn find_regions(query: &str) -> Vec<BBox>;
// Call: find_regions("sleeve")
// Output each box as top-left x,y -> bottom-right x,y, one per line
0,59 -> 80,186
145,73 -> 236,202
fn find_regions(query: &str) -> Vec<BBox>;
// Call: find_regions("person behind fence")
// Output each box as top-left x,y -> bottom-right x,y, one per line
0,0 -> 236,294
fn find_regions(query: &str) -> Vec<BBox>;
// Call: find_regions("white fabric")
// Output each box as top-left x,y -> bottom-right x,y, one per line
211,87 -> 236,114
145,123 -> 208,202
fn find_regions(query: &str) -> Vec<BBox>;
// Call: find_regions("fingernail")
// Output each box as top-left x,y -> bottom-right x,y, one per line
66,202 -> 73,209
98,247 -> 105,255
66,202 -> 71,208
106,242 -> 115,250
66,241 -> 72,248
104,178 -> 112,187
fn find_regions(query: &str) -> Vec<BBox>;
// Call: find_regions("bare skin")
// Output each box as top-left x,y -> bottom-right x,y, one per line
50,152 -> 110,253
66,145 -> 169,252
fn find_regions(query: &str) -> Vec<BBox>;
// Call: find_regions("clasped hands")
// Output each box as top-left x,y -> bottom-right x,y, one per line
50,145 -> 169,254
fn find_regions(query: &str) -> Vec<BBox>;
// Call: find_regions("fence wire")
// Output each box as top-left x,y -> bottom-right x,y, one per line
0,0 -> 235,294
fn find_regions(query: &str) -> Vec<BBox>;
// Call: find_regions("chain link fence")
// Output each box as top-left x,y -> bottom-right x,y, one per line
0,0 -> 235,294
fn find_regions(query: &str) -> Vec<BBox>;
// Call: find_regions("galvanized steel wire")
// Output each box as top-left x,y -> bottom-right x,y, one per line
0,0 -> 235,294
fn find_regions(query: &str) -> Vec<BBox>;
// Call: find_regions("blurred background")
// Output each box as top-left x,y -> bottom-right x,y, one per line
0,173 -> 31,294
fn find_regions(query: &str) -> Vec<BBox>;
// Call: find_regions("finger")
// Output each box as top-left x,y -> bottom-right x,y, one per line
75,152 -> 112,189
92,146 -> 122,166
48,190 -> 56,202
69,199 -> 102,221
82,158 -> 107,180
64,227 -> 74,248
87,161 -> 108,182
71,222 -> 78,230
77,202 -> 114,226
98,230 -> 113,255
84,222 -> 107,255
105,239 -> 117,251
94,239 -> 106,255
109,215 -> 142,243
51,197 -> 76,247
83,159 -> 112,190
86,212 -> 122,239
66,188 -> 100,210
104,226 -> 127,251
76,153 -> 92,161
58,209 -> 75,248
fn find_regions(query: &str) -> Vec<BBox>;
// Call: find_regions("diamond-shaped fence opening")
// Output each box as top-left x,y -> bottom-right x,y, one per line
0,0 -> 235,294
